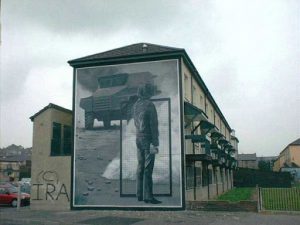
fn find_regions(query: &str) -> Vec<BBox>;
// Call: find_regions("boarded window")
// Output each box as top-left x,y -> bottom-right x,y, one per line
208,169 -> 213,184
184,74 -> 189,100
51,122 -> 61,156
220,169 -> 224,183
202,164 -> 208,186
195,166 -> 202,187
63,125 -> 72,155
186,163 -> 195,190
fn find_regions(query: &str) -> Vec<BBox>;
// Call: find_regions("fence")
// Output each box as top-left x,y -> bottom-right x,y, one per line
259,188 -> 300,211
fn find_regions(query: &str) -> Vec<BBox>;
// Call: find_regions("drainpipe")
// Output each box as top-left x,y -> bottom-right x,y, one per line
215,167 -> 218,195
204,95 -> 207,114
231,170 -> 233,189
191,107 -> 196,201
192,138 -> 196,201
222,168 -> 224,193
227,169 -> 229,190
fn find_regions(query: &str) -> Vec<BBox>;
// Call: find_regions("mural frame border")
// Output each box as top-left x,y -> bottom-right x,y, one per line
70,54 -> 185,210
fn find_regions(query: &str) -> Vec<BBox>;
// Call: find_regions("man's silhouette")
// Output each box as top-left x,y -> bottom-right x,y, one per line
133,83 -> 161,204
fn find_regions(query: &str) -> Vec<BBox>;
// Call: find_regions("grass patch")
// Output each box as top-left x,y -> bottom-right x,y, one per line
217,188 -> 255,202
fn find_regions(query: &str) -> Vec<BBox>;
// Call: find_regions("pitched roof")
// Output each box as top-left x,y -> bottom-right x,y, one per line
231,135 -> 239,142
67,42 -> 233,132
68,43 -> 184,64
30,103 -> 72,121
237,153 -> 257,161
289,138 -> 300,146
257,156 -> 277,162
0,154 -> 31,162
279,138 -> 300,155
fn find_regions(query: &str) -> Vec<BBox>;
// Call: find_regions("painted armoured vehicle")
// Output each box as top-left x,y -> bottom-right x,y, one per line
80,72 -> 160,129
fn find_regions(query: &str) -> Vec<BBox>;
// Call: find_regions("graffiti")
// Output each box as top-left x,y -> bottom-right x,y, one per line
36,170 -> 59,183
32,170 -> 70,202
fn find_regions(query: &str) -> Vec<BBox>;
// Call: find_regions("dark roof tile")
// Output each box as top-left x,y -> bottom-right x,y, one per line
67,42 -> 234,133
0,154 -> 31,162
68,43 -> 184,64
30,103 -> 72,121
237,153 -> 257,161
289,138 -> 300,146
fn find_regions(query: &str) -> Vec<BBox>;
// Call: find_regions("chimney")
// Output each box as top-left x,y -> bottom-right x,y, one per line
142,43 -> 148,53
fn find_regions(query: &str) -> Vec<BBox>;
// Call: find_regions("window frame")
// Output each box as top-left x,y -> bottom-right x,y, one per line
51,122 -> 72,157
186,163 -> 195,190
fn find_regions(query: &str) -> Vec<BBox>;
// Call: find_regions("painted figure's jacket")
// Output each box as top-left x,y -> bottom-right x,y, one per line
133,98 -> 159,147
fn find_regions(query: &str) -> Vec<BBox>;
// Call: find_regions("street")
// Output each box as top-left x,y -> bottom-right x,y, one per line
0,207 -> 300,225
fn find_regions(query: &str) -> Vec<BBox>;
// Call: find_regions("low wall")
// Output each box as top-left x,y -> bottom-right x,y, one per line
187,200 -> 258,212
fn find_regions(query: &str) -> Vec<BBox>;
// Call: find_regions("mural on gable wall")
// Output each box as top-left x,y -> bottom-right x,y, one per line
73,59 -> 183,208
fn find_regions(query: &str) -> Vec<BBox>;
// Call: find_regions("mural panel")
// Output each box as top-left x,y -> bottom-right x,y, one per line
73,59 -> 182,208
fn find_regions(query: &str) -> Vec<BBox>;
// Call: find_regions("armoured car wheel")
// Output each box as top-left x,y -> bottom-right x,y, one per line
85,112 -> 94,129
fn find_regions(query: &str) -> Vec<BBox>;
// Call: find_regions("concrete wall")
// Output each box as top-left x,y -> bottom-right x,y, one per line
273,145 -> 300,172
181,60 -> 235,202
230,137 -> 239,158
195,186 -> 209,201
188,200 -> 258,212
273,155 -> 285,172
181,61 -> 232,142
289,145 -> 300,166
183,65 -> 192,103
238,160 -> 258,169
31,108 -> 72,210
185,163 -> 233,201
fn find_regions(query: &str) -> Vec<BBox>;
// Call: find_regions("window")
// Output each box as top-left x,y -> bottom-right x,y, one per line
98,77 -> 112,88
202,163 -> 208,186
184,74 -> 189,100
112,74 -> 127,86
98,74 -> 128,88
51,122 -> 72,156
51,122 -> 61,155
63,125 -> 72,155
220,169 -> 224,183
195,166 -> 202,187
208,169 -> 213,184
192,85 -> 196,104
186,163 -> 194,190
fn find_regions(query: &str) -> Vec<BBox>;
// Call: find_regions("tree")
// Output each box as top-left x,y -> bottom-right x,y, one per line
258,160 -> 272,171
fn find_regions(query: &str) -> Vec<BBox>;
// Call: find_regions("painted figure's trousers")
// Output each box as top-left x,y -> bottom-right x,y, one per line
136,136 -> 155,201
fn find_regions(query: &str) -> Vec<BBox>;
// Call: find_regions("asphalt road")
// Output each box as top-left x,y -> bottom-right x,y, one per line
0,207 -> 300,225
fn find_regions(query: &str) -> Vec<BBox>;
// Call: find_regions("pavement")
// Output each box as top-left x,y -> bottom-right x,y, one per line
1,207 -> 300,225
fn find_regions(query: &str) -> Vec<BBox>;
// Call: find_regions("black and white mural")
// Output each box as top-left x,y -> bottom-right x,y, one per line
73,59 -> 182,208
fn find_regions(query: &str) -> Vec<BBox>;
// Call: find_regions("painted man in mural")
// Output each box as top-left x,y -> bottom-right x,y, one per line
133,83 -> 161,204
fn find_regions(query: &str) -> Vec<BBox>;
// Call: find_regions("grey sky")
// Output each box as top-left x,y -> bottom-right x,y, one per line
0,0 -> 299,157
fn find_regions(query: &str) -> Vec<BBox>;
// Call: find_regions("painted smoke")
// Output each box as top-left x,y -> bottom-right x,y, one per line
102,94 -> 181,184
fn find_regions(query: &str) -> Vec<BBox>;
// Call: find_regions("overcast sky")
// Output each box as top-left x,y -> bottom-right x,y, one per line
0,0 -> 299,156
